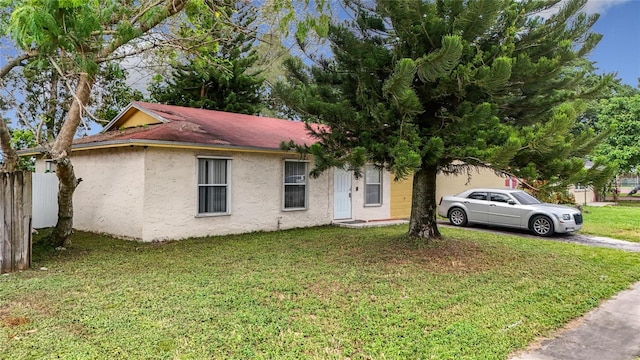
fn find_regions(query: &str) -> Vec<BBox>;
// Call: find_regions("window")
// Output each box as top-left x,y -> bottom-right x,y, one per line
364,165 -> 382,205
45,160 -> 56,173
284,161 -> 307,210
467,192 -> 488,201
198,158 -> 229,214
511,191 -> 541,205
490,193 -> 511,203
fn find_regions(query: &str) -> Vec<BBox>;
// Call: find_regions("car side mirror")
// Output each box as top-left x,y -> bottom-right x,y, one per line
507,200 -> 516,205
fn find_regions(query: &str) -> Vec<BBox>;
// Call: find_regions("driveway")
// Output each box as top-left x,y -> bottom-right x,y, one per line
437,221 -> 640,252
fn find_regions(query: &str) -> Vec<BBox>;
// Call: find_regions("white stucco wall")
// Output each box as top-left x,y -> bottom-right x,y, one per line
141,148 -> 333,241
569,186 -> 596,205
69,148 -> 145,239
349,170 -> 392,221
35,147 -> 398,241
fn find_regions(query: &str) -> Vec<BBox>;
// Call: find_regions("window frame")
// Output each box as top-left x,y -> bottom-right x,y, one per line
467,192 -> 488,201
489,192 -> 511,203
196,156 -> 232,217
364,164 -> 382,206
283,160 -> 309,211
44,160 -> 56,173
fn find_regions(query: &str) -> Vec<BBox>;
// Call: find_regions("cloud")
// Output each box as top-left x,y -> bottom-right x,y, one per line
537,0 -> 631,19
582,0 -> 632,15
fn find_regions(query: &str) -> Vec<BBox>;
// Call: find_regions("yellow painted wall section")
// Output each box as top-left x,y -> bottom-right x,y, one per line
390,168 -> 506,219
390,176 -> 413,219
118,111 -> 161,129
435,168 -> 505,201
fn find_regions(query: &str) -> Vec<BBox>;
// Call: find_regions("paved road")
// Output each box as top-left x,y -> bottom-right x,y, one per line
509,281 -> 640,360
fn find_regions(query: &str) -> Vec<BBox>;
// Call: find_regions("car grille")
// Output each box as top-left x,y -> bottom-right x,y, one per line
573,213 -> 583,225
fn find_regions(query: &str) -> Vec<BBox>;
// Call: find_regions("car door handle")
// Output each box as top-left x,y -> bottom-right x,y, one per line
489,204 -> 496,207
463,201 -> 469,204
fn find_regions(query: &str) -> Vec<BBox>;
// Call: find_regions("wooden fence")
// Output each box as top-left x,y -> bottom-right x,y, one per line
0,171 -> 32,274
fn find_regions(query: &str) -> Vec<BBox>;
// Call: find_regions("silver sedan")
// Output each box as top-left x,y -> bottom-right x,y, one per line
437,188 -> 583,236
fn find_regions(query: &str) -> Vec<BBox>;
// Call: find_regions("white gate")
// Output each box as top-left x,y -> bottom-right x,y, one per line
333,168 -> 352,219
32,173 -> 58,228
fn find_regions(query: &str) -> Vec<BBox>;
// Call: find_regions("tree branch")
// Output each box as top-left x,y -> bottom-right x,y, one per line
0,52 -> 35,79
97,0 -> 188,61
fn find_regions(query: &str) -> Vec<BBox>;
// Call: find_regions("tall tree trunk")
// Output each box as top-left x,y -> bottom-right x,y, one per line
49,74 -> 93,247
0,120 -> 18,172
408,161 -> 442,240
50,158 -> 77,247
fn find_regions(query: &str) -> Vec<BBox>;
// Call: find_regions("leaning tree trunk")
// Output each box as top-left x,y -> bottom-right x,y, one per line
0,119 -> 18,172
49,74 -> 93,247
408,161 -> 442,240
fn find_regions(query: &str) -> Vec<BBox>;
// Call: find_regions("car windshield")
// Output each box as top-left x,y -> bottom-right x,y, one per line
511,191 -> 542,205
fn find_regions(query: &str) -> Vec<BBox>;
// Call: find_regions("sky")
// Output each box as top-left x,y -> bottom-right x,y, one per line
585,0 -> 640,87
92,0 -> 640,92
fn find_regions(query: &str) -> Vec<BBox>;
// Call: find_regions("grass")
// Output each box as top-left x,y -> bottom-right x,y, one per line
580,205 -> 640,242
1,226 -> 640,359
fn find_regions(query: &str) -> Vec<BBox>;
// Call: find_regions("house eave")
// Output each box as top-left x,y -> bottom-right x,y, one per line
19,139 -> 299,156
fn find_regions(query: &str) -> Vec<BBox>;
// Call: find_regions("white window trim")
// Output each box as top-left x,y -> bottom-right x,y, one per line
364,165 -> 382,207
195,156 -> 232,217
282,160 -> 309,211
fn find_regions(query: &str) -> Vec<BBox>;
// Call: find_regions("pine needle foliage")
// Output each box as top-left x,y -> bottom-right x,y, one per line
149,5 -> 265,115
277,0 -> 610,238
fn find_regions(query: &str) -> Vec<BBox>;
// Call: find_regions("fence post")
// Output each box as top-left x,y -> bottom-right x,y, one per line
0,171 -> 32,274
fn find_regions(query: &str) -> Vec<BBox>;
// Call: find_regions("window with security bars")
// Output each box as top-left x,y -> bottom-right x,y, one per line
365,165 -> 382,205
284,161 -> 307,209
198,158 -> 229,214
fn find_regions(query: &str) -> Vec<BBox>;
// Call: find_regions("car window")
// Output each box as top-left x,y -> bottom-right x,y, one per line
490,193 -> 511,203
511,191 -> 542,205
467,192 -> 488,201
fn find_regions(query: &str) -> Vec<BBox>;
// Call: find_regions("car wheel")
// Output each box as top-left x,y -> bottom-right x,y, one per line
531,215 -> 554,236
448,207 -> 468,227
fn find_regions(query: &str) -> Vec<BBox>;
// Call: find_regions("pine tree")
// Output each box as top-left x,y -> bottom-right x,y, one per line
150,8 -> 265,115
277,0 -> 608,239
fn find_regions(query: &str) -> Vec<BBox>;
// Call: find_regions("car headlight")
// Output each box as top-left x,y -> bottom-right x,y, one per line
561,214 -> 571,221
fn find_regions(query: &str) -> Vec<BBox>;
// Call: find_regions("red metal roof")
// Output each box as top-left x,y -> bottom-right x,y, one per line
74,102 -> 322,150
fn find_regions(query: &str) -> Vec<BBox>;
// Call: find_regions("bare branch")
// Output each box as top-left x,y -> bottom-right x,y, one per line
0,80 -> 49,149
0,52 -> 35,79
48,57 -> 94,132
97,0 -> 188,61
130,0 -> 166,25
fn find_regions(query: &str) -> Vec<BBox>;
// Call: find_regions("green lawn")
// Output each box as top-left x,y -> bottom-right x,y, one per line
581,205 -> 640,242
2,226 -> 640,359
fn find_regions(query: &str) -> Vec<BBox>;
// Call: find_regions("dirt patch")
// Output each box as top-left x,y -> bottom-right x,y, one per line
0,292 -> 55,325
350,238 -> 503,274
2,316 -> 29,327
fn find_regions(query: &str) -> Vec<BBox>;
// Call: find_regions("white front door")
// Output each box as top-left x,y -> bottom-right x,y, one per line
333,168 -> 352,219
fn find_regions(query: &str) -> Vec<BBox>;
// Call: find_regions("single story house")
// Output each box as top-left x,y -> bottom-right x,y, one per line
30,102 -> 505,241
